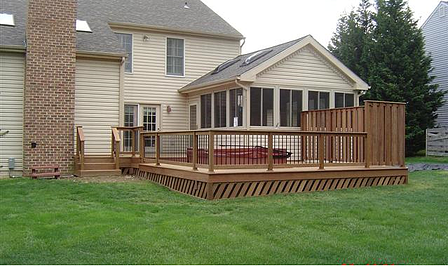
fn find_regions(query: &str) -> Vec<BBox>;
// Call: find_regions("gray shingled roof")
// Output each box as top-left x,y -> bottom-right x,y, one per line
0,0 -> 243,55
181,36 -> 307,91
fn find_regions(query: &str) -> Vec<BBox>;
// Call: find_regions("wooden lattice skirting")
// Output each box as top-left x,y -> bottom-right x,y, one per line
136,168 -> 408,200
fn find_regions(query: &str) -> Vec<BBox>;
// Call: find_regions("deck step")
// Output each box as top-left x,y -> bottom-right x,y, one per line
81,163 -> 117,170
83,156 -> 115,164
76,169 -> 122,177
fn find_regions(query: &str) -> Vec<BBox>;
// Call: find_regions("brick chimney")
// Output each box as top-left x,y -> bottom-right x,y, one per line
24,0 -> 77,175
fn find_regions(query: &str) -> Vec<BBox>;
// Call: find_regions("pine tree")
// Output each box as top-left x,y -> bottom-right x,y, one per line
329,0 -> 445,155
366,0 -> 444,155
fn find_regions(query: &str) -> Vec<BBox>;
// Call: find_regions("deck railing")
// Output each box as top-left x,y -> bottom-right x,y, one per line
76,126 -> 85,171
140,130 -> 368,172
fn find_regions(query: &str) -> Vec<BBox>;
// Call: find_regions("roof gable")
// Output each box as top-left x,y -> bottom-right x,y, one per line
180,35 -> 369,92
421,1 -> 448,29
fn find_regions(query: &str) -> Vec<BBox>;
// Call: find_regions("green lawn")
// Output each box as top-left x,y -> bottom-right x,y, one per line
406,156 -> 448,164
1,171 -> 447,265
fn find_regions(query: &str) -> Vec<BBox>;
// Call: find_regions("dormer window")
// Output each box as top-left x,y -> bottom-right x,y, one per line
76,20 -> 92,33
0,13 -> 15,27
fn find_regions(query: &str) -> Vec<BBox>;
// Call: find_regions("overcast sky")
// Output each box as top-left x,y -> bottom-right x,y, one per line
201,0 -> 441,54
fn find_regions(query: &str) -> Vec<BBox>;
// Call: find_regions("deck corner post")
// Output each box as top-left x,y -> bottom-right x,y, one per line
206,182 -> 214,200
267,132 -> 274,171
155,133 -> 160,166
139,132 -> 144,163
115,140 -> 120,170
208,131 -> 215,172
192,132 -> 198,171
364,135 -> 370,168
318,133 -> 324,170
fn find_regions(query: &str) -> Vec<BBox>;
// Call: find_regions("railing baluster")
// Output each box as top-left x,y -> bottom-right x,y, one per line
267,133 -> 273,171
318,133 -> 324,169
156,133 -> 160,166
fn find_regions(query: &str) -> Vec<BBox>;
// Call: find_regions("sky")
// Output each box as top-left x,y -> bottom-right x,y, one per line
201,0 -> 442,54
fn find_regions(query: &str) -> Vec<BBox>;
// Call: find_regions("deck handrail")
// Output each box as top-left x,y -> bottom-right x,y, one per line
111,127 -> 121,169
139,130 -> 368,172
76,126 -> 85,171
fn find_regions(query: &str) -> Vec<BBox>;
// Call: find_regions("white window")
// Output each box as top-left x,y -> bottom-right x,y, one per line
229,88 -> 243,127
167,38 -> 184,76
335,92 -> 355,108
214,91 -> 227,128
123,105 -> 138,152
308,91 -> 329,110
201,94 -> 212,128
116,33 -> 133,73
280,89 -> 303,127
250,87 -> 274,126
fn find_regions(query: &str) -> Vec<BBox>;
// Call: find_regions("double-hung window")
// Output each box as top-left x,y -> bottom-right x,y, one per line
335,92 -> 355,108
280,89 -> 303,127
250,87 -> 274,126
166,38 -> 184,76
214,91 -> 227,128
308,91 -> 329,110
201,94 -> 212,128
115,33 -> 133,73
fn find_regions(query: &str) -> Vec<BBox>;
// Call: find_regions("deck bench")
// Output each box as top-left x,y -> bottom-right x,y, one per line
31,165 -> 60,179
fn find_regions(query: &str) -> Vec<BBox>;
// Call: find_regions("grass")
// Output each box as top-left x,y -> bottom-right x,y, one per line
406,156 -> 448,164
1,171 -> 447,264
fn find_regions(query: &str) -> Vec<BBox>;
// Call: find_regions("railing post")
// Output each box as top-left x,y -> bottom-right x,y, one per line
318,133 -> 324,170
193,132 -> 198,171
208,131 -> 214,172
80,141 -> 85,171
364,135 -> 370,168
131,129 -> 136,157
267,133 -> 274,171
111,129 -> 114,159
140,133 -> 144,163
155,133 -> 160,166
115,140 -> 120,170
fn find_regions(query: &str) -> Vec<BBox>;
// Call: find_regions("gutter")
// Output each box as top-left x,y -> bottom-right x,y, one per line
178,77 -> 239,94
0,45 -> 26,53
76,50 -> 127,60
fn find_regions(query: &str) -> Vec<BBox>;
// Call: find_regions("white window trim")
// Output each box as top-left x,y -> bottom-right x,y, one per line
189,103 -> 199,130
334,91 -> 356,108
165,37 -> 186,77
308,90 -> 331,110
198,87 -> 246,129
115,32 -> 134,74
278,87 -> 304,128
124,102 -> 162,131
249,86 -> 276,128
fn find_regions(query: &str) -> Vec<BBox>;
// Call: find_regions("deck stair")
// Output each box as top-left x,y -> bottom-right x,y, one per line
75,155 -> 121,177
75,126 -> 123,177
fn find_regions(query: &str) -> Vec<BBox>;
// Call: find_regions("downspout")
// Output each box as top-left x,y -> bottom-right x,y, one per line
239,38 -> 246,54
119,56 -> 126,127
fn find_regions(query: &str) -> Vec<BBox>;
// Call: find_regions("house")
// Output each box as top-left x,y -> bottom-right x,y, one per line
422,1 -> 448,128
0,0 -> 407,198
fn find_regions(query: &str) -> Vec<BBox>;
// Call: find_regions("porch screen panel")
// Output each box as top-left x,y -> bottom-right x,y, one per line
335,93 -> 344,108
280,89 -> 302,127
262,89 -> 274,126
229,88 -> 243,127
308,91 -> 319,110
214,91 -> 227,128
201,94 -> 212,128
345,93 -> 354,107
319,92 -> 329,109
250,88 -> 261,126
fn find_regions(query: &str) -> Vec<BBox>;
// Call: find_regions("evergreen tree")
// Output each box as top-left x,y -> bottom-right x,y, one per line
329,0 -> 445,155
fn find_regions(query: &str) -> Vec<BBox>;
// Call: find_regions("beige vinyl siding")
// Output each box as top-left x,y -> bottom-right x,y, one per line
116,29 -> 241,131
0,52 -> 25,175
75,58 -> 120,154
256,45 -> 354,90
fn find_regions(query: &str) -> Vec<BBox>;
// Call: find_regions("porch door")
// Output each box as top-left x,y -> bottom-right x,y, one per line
140,105 -> 159,153
123,105 -> 138,152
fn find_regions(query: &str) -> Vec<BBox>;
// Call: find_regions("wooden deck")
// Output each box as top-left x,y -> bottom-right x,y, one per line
75,101 -> 408,200
136,163 -> 407,200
